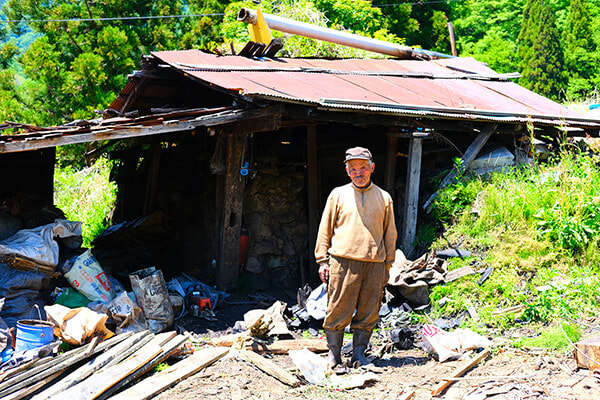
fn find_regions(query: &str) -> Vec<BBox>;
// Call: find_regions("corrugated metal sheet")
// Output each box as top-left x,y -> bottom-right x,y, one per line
150,50 -> 596,127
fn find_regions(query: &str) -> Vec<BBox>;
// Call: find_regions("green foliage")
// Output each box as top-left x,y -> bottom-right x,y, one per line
517,0 -> 567,100
514,322 -> 580,351
429,151 -> 600,329
54,156 -> 117,247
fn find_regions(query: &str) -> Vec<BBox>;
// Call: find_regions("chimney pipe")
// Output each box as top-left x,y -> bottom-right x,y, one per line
238,8 -> 453,60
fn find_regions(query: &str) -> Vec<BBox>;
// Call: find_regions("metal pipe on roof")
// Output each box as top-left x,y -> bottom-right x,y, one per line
237,8 -> 454,60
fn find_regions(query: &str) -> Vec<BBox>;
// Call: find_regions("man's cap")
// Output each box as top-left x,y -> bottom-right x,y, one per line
344,147 -> 372,162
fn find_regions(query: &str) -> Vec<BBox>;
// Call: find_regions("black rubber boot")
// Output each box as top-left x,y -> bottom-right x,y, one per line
351,329 -> 373,368
325,329 -> 344,370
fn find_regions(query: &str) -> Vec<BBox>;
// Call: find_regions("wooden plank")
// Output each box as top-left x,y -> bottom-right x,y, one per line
574,335 -> 600,371
307,124 -> 319,286
32,331 -> 153,400
107,347 -> 229,400
0,357 -> 52,383
57,342 -> 163,399
216,129 -> 246,291
398,391 -> 415,400
431,349 -> 490,396
0,332 -> 133,398
445,266 -> 475,282
97,335 -> 188,400
238,350 -> 300,387
0,370 -> 63,400
423,124 -> 497,211
401,136 -> 423,258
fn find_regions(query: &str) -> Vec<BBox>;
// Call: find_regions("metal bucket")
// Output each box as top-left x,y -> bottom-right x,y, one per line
14,319 -> 54,353
14,306 -> 54,353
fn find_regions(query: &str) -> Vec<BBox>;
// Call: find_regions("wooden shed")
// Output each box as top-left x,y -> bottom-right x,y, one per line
1,50 -> 598,291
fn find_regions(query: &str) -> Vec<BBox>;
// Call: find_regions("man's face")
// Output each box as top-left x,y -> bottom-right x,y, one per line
346,159 -> 374,188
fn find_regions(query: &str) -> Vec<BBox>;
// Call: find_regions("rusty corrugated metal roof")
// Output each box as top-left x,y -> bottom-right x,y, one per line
149,50 -> 596,128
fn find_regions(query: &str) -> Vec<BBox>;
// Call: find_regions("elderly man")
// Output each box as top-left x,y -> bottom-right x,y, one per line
315,146 -> 397,369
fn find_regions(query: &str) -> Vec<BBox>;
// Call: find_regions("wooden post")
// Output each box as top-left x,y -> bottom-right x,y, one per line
307,125 -> 319,286
143,140 -> 162,215
423,124 -> 497,211
217,129 -> 246,291
401,136 -> 423,258
385,135 -> 398,195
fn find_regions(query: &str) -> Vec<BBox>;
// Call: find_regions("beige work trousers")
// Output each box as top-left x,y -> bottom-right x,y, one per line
323,255 -> 385,332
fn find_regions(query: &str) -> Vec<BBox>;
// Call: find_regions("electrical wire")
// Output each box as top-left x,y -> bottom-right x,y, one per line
373,0 -> 468,7
1,13 -> 225,24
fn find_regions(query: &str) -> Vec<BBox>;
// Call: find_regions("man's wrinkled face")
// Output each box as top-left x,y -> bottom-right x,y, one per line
346,159 -> 374,188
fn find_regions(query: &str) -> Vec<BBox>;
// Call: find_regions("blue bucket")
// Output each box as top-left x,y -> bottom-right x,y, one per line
14,319 -> 55,353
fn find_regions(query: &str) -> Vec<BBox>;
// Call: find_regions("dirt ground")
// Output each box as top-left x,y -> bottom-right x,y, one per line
153,297 -> 600,400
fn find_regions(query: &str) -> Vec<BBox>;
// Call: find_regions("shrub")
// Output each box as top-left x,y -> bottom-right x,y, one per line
54,156 -> 117,247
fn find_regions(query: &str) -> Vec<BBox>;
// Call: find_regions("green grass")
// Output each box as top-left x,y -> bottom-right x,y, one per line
54,156 -> 117,247
514,322 -> 581,351
427,150 -> 600,333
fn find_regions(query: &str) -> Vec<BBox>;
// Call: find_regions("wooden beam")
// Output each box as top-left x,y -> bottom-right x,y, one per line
0,106 -> 283,154
307,125 -> 319,286
385,135 -> 398,194
217,129 -> 246,290
210,335 -> 328,354
401,137 -> 423,259
108,347 -> 229,400
431,349 -> 490,396
143,140 -> 162,215
423,124 -> 497,211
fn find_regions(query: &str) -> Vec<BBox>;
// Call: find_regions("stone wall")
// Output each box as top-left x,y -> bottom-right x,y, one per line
242,165 -> 308,290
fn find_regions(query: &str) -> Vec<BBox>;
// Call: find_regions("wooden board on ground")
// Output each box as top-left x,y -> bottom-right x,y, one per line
32,331 -> 153,400
431,349 -> 490,396
0,370 -> 63,400
96,334 -> 189,400
574,335 -> 600,371
238,349 -> 300,387
445,266 -> 475,282
211,335 -> 327,354
56,342 -> 163,399
107,347 -> 230,400
0,333 -> 134,398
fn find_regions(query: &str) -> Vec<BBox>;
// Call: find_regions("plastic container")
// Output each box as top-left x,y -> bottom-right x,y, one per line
14,319 -> 54,353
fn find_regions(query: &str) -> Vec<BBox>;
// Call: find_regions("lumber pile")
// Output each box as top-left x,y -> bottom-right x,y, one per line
0,331 -> 229,400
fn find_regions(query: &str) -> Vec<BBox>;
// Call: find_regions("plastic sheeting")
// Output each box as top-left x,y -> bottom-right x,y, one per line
0,219 -> 81,267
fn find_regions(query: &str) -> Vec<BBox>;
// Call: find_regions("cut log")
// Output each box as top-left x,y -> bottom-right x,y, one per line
0,332 -> 134,398
431,349 -> 490,396
107,347 -> 230,400
32,331 -> 153,400
574,335 -> 600,371
55,341 -> 163,399
238,349 -> 300,387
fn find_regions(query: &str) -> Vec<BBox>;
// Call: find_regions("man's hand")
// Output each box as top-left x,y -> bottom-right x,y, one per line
384,264 -> 391,284
318,262 -> 330,283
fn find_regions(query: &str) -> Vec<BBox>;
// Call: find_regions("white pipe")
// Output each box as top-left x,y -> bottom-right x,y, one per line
238,8 -> 453,59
